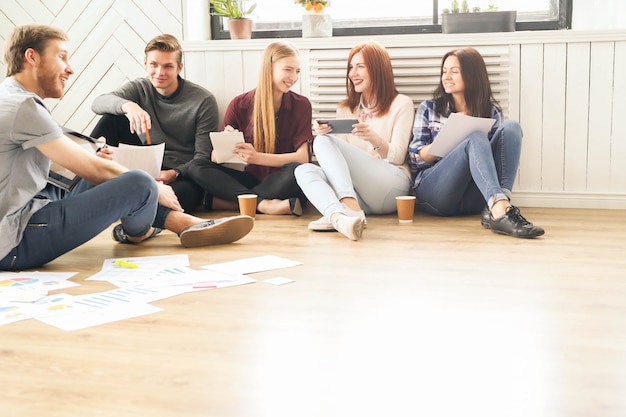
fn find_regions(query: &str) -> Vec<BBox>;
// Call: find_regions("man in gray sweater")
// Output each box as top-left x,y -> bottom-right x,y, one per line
91,34 -> 217,213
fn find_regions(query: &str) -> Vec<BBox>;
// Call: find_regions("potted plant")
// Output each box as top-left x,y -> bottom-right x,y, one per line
209,0 -> 257,39
441,1 -> 516,34
295,0 -> 332,38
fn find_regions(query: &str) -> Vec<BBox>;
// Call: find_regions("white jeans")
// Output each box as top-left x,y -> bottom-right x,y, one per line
294,135 -> 410,217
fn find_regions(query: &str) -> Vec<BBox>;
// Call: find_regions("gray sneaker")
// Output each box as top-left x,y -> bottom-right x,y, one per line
179,215 -> 254,247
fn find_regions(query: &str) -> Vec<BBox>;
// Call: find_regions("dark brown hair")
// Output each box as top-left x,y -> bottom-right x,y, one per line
433,47 -> 499,118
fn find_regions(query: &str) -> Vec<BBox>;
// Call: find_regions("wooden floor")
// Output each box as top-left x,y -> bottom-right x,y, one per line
2,205 -> 626,417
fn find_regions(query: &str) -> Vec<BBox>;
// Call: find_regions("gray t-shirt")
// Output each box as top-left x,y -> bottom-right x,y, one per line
0,78 -> 62,259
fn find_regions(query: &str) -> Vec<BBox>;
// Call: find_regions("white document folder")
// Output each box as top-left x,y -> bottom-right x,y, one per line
428,113 -> 496,157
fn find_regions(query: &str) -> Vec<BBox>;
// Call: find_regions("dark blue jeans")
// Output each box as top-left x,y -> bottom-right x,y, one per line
413,120 -> 522,216
0,170 -> 159,271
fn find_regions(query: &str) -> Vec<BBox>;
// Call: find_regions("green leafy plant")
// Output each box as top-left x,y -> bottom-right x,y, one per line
209,0 -> 257,19
443,2 -> 499,13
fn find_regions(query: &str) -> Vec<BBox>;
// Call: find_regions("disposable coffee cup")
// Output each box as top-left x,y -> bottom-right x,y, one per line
396,196 -> 416,224
237,194 -> 258,218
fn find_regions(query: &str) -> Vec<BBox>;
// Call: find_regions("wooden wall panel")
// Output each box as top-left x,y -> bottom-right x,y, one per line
586,42 -> 615,192
541,43 -> 567,192
1,0 -> 626,209
518,44 -> 545,191
563,43 -> 591,192
610,41 -> 626,193
0,0 -> 183,133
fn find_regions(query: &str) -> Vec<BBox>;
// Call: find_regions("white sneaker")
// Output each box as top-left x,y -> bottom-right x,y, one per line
332,215 -> 364,241
308,208 -> 367,231
308,216 -> 335,231
344,207 -> 367,228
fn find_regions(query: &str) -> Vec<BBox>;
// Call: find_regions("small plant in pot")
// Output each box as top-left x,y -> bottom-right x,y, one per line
442,1 -> 516,34
210,0 -> 257,39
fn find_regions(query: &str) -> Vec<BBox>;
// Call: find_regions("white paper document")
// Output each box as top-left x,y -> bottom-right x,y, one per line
428,113 -> 496,157
210,131 -> 246,170
201,255 -> 302,275
111,143 -> 165,178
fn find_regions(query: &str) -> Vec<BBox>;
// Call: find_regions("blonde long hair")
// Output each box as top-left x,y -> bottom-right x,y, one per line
252,41 -> 300,154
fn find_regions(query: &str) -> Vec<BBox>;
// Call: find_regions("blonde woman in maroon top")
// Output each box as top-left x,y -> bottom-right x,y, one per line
189,41 -> 314,215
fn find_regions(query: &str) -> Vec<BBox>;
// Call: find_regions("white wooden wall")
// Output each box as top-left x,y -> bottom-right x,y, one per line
184,31 -> 626,209
1,0 -> 626,209
0,0 -> 184,134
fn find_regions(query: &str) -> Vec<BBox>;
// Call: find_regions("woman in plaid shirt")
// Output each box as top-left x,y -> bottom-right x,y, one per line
408,47 -> 544,239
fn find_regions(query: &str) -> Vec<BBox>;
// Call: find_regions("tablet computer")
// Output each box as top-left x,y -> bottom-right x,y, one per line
47,128 -> 101,191
317,118 -> 359,134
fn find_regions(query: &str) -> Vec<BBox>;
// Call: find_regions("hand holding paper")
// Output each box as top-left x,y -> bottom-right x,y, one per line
210,132 -> 247,171
428,113 -> 496,157
111,143 -> 165,178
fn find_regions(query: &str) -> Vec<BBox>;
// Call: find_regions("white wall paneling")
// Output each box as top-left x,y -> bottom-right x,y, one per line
1,0 -> 626,209
0,0 -> 183,134
184,31 -> 626,209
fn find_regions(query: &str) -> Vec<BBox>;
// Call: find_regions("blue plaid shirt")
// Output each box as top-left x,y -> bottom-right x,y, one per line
408,100 -> 503,185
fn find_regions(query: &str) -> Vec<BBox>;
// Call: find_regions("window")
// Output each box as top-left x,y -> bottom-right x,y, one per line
210,0 -> 572,39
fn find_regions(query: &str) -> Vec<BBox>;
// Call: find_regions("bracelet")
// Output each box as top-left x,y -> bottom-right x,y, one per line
373,140 -> 384,152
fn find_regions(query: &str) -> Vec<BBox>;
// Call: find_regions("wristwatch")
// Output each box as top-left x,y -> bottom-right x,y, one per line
173,169 -> 182,180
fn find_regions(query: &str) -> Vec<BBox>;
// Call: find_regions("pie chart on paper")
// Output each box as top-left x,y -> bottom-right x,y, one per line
0,277 -> 39,287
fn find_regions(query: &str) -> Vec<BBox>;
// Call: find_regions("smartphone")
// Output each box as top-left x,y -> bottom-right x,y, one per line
317,118 -> 359,134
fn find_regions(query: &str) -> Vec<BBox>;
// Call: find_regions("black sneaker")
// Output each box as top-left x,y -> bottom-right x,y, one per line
485,206 -> 545,238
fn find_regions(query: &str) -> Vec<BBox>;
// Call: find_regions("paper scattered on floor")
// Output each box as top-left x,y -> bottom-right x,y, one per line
201,255 -> 302,275
1,254 -> 301,331
263,277 -> 295,286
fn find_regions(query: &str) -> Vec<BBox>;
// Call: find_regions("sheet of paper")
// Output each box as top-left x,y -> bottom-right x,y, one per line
428,113 -> 496,157
111,142 -> 165,178
32,292 -> 163,331
0,301 -> 36,325
201,255 -> 302,275
210,132 -> 246,167
0,271 -> 78,294
184,270 -> 257,291
36,301 -> 162,331
263,277 -> 295,286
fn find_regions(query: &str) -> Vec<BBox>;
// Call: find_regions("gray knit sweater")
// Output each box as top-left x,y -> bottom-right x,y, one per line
91,76 -> 218,176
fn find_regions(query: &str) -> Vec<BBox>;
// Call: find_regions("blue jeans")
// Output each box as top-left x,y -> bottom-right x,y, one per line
295,134 -> 410,216
413,120 -> 522,216
0,170 -> 160,271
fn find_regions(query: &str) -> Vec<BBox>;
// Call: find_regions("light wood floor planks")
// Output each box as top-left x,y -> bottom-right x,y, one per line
2,206 -> 626,417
